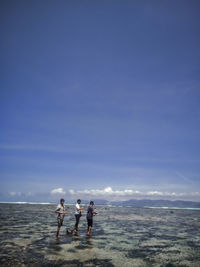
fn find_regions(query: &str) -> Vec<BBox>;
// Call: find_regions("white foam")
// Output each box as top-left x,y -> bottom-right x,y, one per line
0,201 -> 55,205
144,206 -> 200,210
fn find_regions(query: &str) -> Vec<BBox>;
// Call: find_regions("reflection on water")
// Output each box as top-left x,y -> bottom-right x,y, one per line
0,203 -> 200,266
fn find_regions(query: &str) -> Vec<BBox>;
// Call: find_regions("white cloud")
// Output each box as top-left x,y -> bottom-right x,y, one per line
69,189 -> 75,195
147,191 -> 164,196
51,188 -> 66,195
27,192 -> 34,196
67,187 -> 200,201
73,187 -> 142,196
104,187 -> 113,193
9,191 -> 22,196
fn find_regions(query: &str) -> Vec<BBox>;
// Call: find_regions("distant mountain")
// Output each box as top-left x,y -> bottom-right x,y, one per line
111,199 -> 200,208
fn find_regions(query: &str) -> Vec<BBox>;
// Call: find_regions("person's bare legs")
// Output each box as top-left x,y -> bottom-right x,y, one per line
74,214 -> 81,234
56,226 -> 60,238
87,226 -> 92,236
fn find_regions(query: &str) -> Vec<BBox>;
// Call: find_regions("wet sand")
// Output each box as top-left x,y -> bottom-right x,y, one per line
0,203 -> 200,266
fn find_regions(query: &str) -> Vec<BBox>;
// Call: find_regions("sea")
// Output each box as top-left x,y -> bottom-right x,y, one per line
0,202 -> 200,266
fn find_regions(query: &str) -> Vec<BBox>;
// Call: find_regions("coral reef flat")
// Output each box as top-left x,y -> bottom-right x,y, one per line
0,203 -> 200,266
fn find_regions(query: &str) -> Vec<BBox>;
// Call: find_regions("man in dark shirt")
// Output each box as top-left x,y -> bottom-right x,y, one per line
86,201 -> 97,236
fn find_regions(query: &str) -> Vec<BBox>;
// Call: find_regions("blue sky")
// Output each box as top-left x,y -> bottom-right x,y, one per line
0,0 -> 200,202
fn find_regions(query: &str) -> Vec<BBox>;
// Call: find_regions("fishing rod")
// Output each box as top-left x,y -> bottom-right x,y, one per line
94,201 -> 112,213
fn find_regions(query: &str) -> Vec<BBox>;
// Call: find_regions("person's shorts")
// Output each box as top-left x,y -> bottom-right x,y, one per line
57,218 -> 64,227
87,219 -> 93,227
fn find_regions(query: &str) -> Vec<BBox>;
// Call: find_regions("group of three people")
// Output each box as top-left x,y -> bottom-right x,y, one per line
55,198 -> 97,238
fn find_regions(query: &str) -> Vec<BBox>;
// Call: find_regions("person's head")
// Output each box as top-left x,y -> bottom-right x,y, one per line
90,201 -> 94,206
60,198 -> 65,205
77,199 -> 81,204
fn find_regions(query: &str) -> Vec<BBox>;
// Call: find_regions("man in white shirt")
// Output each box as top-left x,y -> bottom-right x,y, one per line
74,199 -> 83,233
55,198 -> 66,238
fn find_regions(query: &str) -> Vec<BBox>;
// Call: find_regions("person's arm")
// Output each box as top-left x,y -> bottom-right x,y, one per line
92,210 -> 98,214
91,207 -> 98,214
77,207 -> 83,211
55,206 -> 66,214
77,208 -> 83,211
55,210 -> 66,214
76,204 -> 83,211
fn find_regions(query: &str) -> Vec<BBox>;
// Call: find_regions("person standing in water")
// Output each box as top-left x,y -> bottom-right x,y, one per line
74,199 -> 83,234
87,201 -> 98,236
55,198 -> 66,238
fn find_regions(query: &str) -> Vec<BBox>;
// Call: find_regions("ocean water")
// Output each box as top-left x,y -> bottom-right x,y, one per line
0,203 -> 200,267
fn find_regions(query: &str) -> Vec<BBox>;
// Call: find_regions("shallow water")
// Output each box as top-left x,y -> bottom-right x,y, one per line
0,203 -> 200,266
